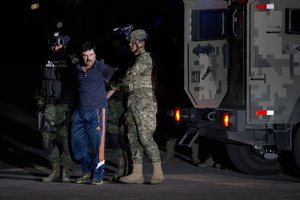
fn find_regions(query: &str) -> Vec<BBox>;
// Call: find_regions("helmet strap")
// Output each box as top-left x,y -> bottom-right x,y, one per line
136,40 -> 145,49
130,40 -> 145,55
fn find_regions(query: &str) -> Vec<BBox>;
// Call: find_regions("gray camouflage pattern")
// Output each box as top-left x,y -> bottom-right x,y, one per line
187,41 -> 228,108
249,0 -> 300,123
184,0 -> 228,108
184,0 -> 300,124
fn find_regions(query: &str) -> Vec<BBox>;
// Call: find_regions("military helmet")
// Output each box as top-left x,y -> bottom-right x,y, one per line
48,32 -> 70,47
128,29 -> 148,42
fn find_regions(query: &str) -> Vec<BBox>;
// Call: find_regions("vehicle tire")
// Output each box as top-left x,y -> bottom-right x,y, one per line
226,143 -> 282,175
292,126 -> 300,170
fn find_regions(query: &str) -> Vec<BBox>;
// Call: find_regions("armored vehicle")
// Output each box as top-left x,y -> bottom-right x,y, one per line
173,0 -> 300,174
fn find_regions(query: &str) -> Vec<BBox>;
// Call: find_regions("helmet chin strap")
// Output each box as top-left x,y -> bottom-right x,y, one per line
133,40 -> 144,54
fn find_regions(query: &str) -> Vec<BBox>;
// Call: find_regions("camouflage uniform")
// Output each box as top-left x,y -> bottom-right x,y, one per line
36,32 -> 76,182
112,29 -> 164,184
107,90 -> 130,179
105,26 -> 135,180
41,103 -> 72,166
124,52 -> 160,165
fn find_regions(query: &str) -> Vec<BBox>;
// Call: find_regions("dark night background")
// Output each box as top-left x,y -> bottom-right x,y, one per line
0,0 -> 191,145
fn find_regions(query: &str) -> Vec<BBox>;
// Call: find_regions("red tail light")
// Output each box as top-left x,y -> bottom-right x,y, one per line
174,107 -> 181,122
256,110 -> 274,116
223,112 -> 229,127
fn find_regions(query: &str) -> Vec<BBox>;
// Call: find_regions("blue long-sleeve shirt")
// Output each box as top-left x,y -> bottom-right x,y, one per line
75,60 -> 115,110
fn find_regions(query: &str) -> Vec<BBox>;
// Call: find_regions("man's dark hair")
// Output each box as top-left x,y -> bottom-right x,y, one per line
81,42 -> 96,52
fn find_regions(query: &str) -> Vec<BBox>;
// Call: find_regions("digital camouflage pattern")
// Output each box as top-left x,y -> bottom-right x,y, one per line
118,49 -> 161,164
128,29 -> 148,42
184,0 -> 228,109
107,91 -> 126,135
184,0 -> 300,123
42,103 -> 72,165
249,0 -> 300,123
126,95 -> 159,164
177,0 -> 300,175
107,90 -> 131,177
186,41 -> 228,108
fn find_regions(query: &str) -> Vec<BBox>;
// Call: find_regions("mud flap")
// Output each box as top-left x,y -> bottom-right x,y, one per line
276,130 -> 292,151
293,127 -> 300,170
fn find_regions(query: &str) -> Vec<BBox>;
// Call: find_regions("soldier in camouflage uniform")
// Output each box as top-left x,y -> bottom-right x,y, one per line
36,32 -> 77,183
107,90 -> 130,179
105,26 -> 134,180
108,29 -> 165,184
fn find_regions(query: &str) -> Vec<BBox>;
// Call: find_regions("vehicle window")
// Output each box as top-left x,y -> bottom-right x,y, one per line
286,9 -> 300,34
191,9 -> 229,41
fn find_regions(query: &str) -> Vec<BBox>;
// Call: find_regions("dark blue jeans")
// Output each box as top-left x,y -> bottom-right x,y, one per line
71,107 -> 107,180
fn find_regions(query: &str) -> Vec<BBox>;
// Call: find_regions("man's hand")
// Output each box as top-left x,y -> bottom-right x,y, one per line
107,88 -> 118,100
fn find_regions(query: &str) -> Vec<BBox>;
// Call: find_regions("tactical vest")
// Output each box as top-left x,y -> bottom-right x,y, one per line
40,60 -> 68,98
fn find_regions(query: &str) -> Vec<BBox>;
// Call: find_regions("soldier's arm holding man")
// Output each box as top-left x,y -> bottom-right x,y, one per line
108,59 -> 147,99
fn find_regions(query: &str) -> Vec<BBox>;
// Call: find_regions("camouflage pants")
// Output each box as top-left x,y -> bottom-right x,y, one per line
42,103 -> 72,166
126,101 -> 161,164
107,96 -> 129,163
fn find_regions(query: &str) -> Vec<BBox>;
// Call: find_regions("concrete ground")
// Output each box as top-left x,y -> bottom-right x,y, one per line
1,100 -> 300,200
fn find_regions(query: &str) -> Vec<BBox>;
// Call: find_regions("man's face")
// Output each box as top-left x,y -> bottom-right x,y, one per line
50,44 -> 63,53
129,40 -> 144,53
82,49 -> 96,67
128,41 -> 137,52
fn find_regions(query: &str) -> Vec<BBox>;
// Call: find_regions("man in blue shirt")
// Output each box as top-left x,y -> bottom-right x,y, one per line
71,42 -> 116,185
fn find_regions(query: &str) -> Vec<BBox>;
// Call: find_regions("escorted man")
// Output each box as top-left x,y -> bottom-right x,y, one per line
36,32 -> 76,183
71,42 -> 116,186
108,29 -> 165,184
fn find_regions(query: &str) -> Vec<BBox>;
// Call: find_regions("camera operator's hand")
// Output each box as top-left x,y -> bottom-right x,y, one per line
69,54 -> 80,65
35,96 -> 45,111
37,103 -> 44,111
